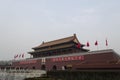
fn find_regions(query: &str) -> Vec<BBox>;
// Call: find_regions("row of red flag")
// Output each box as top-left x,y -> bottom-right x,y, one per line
86,39 -> 108,47
14,53 -> 24,59
76,39 -> 108,48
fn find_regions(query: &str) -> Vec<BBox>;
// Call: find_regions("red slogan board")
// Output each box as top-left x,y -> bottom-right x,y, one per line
51,55 -> 84,62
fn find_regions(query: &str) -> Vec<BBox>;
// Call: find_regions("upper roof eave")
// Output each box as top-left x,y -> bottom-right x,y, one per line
32,34 -> 79,49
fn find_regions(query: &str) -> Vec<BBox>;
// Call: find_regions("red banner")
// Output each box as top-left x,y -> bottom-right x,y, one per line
51,55 -> 84,62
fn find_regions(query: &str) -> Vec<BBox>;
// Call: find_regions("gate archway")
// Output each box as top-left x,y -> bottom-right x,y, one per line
41,65 -> 46,70
52,65 -> 57,70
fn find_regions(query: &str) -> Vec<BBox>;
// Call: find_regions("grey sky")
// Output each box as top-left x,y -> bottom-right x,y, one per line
0,0 -> 120,60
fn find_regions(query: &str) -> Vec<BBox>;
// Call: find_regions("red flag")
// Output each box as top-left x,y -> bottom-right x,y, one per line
95,41 -> 98,46
106,39 -> 108,46
14,54 -> 18,59
86,42 -> 90,47
76,43 -> 81,48
22,53 -> 24,58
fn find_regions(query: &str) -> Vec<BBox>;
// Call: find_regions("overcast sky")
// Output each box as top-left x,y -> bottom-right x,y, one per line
0,0 -> 120,60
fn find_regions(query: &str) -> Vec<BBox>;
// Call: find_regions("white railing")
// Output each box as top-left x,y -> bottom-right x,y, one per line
0,69 -> 46,80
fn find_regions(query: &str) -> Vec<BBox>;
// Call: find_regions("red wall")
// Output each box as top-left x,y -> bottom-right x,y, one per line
12,52 -> 120,70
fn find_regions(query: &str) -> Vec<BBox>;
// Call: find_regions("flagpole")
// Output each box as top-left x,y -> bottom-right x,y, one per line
97,45 -> 99,50
106,44 -> 108,49
106,39 -> 108,49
